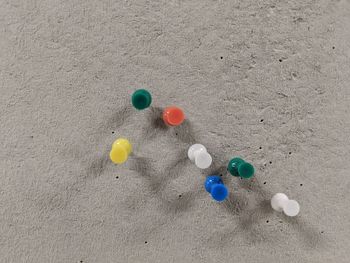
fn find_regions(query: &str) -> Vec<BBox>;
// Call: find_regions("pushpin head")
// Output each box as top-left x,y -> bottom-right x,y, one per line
163,106 -> 185,126
228,157 -> 255,178
188,144 -> 212,169
205,176 -> 228,202
110,138 -> 132,164
195,152 -> 212,169
283,200 -> 300,217
131,89 -> 152,110
110,145 -> 128,164
271,193 -> 289,212
238,162 -> 254,178
211,184 -> 228,202
271,193 -> 300,217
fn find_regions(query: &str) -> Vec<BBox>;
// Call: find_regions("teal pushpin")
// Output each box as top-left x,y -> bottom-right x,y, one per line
131,89 -> 152,110
227,157 -> 255,179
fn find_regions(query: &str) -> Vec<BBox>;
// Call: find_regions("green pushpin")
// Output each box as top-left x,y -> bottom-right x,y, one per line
131,89 -> 152,110
227,157 -> 255,179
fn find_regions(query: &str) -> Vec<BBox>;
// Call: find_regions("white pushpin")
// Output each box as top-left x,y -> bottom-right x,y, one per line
188,144 -> 213,169
271,193 -> 300,217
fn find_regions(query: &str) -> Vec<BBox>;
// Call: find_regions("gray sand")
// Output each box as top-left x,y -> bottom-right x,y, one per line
0,0 -> 350,262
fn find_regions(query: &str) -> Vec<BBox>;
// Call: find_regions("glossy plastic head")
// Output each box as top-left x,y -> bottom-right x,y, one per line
205,176 -> 228,202
110,138 -> 132,164
283,200 -> 300,217
211,184 -> 228,202
238,163 -> 254,178
271,193 -> 289,212
163,106 -> 185,126
188,144 -> 212,169
196,152 -> 212,169
110,145 -> 128,164
188,144 -> 202,160
228,157 -> 255,178
271,193 -> 300,217
131,89 -> 152,110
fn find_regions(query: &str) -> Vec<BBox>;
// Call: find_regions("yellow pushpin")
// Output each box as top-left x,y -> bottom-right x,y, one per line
110,138 -> 132,164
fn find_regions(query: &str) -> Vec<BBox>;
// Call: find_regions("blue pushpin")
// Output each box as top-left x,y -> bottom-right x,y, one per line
204,176 -> 229,202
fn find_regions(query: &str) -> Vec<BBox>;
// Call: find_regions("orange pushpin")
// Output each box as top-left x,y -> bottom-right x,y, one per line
110,138 -> 132,164
162,106 -> 185,126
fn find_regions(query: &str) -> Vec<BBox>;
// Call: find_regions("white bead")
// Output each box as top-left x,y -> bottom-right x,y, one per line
271,193 -> 300,217
283,200 -> 300,217
271,193 -> 289,212
188,144 -> 204,161
188,144 -> 212,169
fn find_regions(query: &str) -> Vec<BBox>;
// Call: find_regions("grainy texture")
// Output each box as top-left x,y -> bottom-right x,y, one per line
0,0 -> 349,262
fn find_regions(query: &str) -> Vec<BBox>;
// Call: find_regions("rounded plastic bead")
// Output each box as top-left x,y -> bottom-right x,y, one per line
227,157 -> 255,178
188,144 -> 212,169
163,106 -> 185,126
283,200 -> 300,217
205,176 -> 229,202
131,89 -> 152,110
110,138 -> 132,164
271,193 -> 300,217
271,193 -> 289,212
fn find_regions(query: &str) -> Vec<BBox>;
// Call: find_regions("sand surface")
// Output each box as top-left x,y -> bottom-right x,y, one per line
1,0 -> 350,262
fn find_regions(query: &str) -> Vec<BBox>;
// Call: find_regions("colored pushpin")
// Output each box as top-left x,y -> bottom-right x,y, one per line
188,144 -> 212,169
162,106 -> 185,126
271,193 -> 300,217
205,176 -> 229,202
227,157 -> 255,179
131,89 -> 152,110
110,138 -> 132,164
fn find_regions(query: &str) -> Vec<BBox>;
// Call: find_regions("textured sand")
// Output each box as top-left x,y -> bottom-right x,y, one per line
0,0 -> 350,262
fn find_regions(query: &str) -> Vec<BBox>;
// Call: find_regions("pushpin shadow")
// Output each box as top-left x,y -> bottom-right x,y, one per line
207,199 -> 272,248
159,190 -> 200,215
149,107 -> 168,130
128,151 -> 200,215
128,155 -> 167,193
164,149 -> 190,180
85,151 -> 112,179
281,215 -> 323,248
129,150 -> 190,193
101,105 -> 134,132
238,200 -> 272,229
141,107 -> 169,140
128,155 -> 155,178
221,192 -> 250,216
221,200 -> 271,245
173,119 -> 197,145
237,177 -> 270,200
